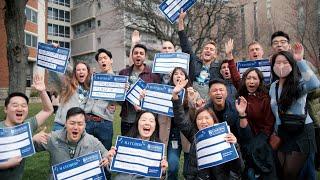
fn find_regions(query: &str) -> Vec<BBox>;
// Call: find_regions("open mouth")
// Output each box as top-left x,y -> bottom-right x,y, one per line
102,64 -> 107,67
16,113 -> 23,117
71,131 -> 79,137
253,55 -> 258,58
143,127 -> 151,134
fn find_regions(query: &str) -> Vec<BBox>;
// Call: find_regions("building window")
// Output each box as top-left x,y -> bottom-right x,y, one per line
97,20 -> 101,27
97,37 -> 101,44
48,23 -> 70,37
73,19 -> 96,36
25,7 -> 37,23
25,33 -> 37,48
49,0 -> 70,8
48,7 -> 70,22
48,39 -> 70,48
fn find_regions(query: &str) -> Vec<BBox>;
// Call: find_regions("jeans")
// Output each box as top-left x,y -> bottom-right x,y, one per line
85,119 -> 113,151
299,153 -> 316,180
52,122 -> 64,131
167,128 -> 182,180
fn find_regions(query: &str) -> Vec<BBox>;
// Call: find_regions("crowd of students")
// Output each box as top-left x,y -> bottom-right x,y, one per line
0,11 -> 320,180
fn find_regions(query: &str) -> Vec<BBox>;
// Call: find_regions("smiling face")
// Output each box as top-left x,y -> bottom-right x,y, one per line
245,70 -> 260,93
4,96 -> 29,126
66,113 -> 86,143
132,47 -> 146,67
220,62 -> 231,80
97,52 -> 113,72
272,36 -> 291,53
172,69 -> 186,85
200,43 -> 217,63
75,63 -> 89,83
196,110 -> 215,130
209,83 -> 227,109
138,112 -> 156,140
248,43 -> 264,60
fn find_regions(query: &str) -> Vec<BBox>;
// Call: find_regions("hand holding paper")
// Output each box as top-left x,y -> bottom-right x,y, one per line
172,79 -> 188,100
224,133 -> 237,144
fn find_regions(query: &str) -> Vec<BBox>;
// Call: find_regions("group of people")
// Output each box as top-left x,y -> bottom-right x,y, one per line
1,11 -> 320,180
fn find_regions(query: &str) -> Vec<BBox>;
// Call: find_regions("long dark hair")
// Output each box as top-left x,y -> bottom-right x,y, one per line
238,68 -> 268,96
169,67 -> 191,108
271,51 -> 302,112
126,111 -> 160,142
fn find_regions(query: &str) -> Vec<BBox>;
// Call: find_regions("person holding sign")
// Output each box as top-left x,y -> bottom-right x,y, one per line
224,39 -> 277,178
33,107 -> 109,179
171,79 -> 243,179
84,49 -> 117,151
107,111 -> 168,179
119,44 -> 160,136
269,44 -> 319,179
53,61 -> 91,131
178,11 -> 221,101
0,74 -> 54,180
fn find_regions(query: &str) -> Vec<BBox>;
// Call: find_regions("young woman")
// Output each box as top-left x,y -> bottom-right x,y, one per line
224,39 -> 277,177
171,79 -> 243,180
269,43 -> 320,179
53,61 -> 91,131
107,111 -> 168,180
158,67 -> 198,179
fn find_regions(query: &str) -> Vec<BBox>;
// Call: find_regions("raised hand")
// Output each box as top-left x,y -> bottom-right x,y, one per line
172,79 -> 188,100
292,42 -> 304,61
33,127 -> 50,144
235,96 -> 247,116
224,39 -> 234,60
131,30 -> 141,45
32,74 -> 46,92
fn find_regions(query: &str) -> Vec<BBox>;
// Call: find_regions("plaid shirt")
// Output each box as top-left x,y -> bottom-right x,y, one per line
119,64 -> 160,118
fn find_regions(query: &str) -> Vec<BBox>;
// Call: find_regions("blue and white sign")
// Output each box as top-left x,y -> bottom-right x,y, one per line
89,73 -> 128,101
126,78 -> 147,106
37,42 -> 70,74
195,122 -> 239,170
0,122 -> 35,163
152,52 -> 190,74
141,83 -> 185,117
159,0 -> 197,24
237,59 -> 271,83
52,151 -> 106,180
110,136 -> 165,178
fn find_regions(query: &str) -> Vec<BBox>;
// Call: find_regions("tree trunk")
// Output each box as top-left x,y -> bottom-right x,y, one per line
4,0 -> 28,94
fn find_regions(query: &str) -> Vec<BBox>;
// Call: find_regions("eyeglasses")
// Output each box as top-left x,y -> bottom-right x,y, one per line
272,40 -> 288,46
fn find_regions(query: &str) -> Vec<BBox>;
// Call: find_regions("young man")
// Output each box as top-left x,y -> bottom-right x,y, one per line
178,12 -> 221,100
33,107 -> 109,179
0,74 -> 53,180
206,79 -> 240,138
247,41 -> 264,60
119,44 -> 160,136
84,48 -> 116,150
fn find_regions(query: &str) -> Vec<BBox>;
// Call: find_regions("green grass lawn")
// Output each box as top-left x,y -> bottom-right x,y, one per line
0,104 -> 185,180
2,104 -> 318,179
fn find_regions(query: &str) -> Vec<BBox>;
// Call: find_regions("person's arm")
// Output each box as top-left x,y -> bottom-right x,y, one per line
128,30 -> 141,66
172,79 -> 197,142
261,98 -> 276,136
292,43 -> 320,92
178,12 -> 193,55
225,39 -> 241,89
32,74 -> 54,127
0,157 -> 22,169
235,96 -> 253,142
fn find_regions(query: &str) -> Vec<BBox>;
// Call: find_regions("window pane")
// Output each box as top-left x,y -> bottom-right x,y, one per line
65,11 -> 70,22
25,8 -> 31,21
65,27 -> 70,37
48,24 -> 53,35
59,10 -> 64,21
32,35 -> 37,47
53,24 -> 58,36
32,11 -> 37,23
59,41 -> 64,47
65,42 -> 70,48
59,26 -> 65,37
53,9 -> 58,20
48,8 -> 53,19
25,34 -> 31,46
